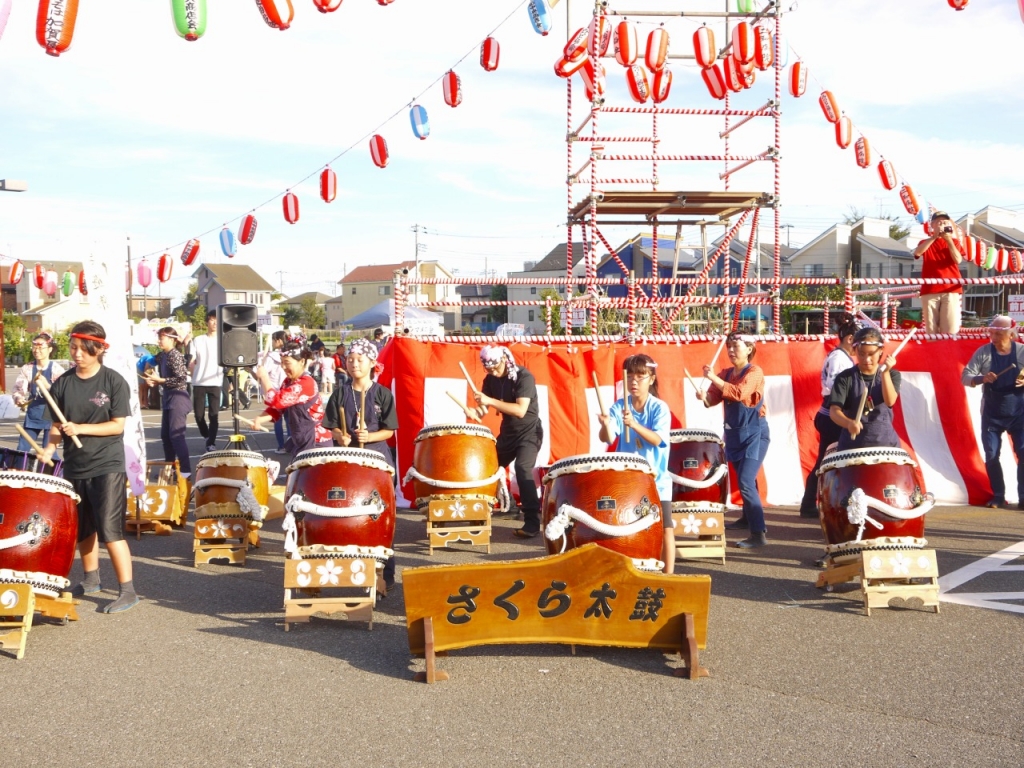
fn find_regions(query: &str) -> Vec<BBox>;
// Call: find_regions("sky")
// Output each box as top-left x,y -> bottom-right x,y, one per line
1,0 -> 1023,307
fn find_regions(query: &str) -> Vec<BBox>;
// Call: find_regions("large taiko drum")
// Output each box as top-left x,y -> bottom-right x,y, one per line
0,448 -> 64,477
284,448 -> 395,557
194,450 -> 271,521
669,429 -> 728,505
407,424 -> 502,510
0,470 -> 80,597
817,445 -> 934,558
541,453 -> 663,564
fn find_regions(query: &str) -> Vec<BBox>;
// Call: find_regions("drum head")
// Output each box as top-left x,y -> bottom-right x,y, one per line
669,428 -> 724,446
545,453 -> 653,482
289,447 -> 394,475
414,423 -> 495,443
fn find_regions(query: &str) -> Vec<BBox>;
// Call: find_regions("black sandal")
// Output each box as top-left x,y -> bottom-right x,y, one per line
513,528 -> 540,539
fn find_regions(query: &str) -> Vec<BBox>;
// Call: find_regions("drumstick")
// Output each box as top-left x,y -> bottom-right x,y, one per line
683,367 -> 700,393
33,374 -> 83,449
459,361 -> 480,395
851,386 -> 870,441
236,415 -> 270,433
622,366 -> 631,444
592,372 -> 607,416
359,388 -> 367,448
14,424 -> 55,467
447,390 -> 482,423
880,327 -> 917,372
702,336 -> 728,388
993,364 -> 1017,379
339,395 -> 347,435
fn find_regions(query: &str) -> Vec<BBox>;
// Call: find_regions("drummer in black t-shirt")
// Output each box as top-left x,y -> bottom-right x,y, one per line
473,346 -> 544,539
828,327 -> 902,451
41,321 -> 138,613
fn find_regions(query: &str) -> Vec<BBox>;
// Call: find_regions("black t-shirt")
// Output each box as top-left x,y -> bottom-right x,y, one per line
322,382 -> 398,433
482,367 -> 540,441
48,366 -> 131,479
828,367 -> 902,416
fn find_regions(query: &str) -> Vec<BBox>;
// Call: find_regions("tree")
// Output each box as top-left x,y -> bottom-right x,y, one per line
299,297 -> 325,330
780,283 -> 846,332
282,306 -> 302,328
488,285 -> 508,324
182,280 -> 198,304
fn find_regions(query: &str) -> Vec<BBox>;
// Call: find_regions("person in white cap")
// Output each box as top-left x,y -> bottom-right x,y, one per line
961,315 -> 1024,509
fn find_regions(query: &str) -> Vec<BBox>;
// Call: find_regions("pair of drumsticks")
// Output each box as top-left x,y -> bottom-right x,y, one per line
592,369 -> 638,444
445,362 -> 486,424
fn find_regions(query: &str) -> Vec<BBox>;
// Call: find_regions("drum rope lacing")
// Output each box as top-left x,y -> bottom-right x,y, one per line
544,502 -> 660,553
282,494 -> 389,559
402,466 -> 511,512
0,522 -> 46,552
846,487 -> 936,541
192,477 -> 265,522
668,464 -> 728,490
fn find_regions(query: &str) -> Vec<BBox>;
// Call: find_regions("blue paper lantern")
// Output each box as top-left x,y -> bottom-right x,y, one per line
527,0 -> 551,36
219,226 -> 237,258
410,104 -> 430,140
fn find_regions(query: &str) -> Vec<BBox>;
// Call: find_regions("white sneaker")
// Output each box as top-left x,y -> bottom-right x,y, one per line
273,448 -> 288,455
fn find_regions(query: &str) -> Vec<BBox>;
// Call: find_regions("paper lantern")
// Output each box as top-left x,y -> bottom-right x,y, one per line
554,53 -> 588,78
984,245 -> 997,271
239,214 -> 257,245
77,270 -> 87,296
33,263 -> 45,289
579,58 -> 606,102
480,37 -> 500,71
835,117 -> 852,149
8,260 -> 23,285
1011,250 -> 1023,273
877,159 -> 897,190
0,0 -> 11,44
61,270 -> 74,297
723,56 -> 744,93
788,62 -> 806,97
645,26 -> 669,71
409,104 -> 430,139
181,239 -> 200,266
313,0 -> 343,11
376,0 -> 394,5
320,167 -> 337,203
819,91 -> 840,123
692,25 -> 715,69
625,64 -> 650,104
998,248 -> 1009,272
36,0 -> 79,56
256,0 -> 293,30
915,206 -> 930,225
975,238 -> 985,267
527,0 -> 551,36
615,21 -> 639,67
899,185 -> 921,216
753,26 -> 773,70
737,0 -> 756,11
443,70 -> 462,108
171,0 -> 207,41
1019,0 -> 1024,24
588,15 -> 611,57
740,63 -> 756,90
158,253 -> 173,283
137,260 -> 152,290
282,193 -> 299,225
701,63 -> 727,100
370,134 -> 389,168
651,66 -> 672,104
855,137 -> 871,168
947,0 -> 968,9
220,225 -> 238,255
731,22 -> 754,64
923,221 -> 933,237
564,27 -> 588,61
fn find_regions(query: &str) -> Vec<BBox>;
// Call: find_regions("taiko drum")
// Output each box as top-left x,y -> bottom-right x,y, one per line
286,448 -> 396,549
409,424 -> 499,508
194,450 -> 270,518
669,429 -> 728,505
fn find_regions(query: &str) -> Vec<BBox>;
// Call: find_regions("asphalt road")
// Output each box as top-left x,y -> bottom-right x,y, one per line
1,390 -> 1022,767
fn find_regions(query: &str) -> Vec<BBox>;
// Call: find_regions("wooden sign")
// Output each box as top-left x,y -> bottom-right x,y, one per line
404,544 -> 711,682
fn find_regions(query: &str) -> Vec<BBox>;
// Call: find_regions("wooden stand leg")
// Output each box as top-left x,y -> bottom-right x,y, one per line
0,584 -> 35,659
674,613 -> 710,680
413,617 -> 450,684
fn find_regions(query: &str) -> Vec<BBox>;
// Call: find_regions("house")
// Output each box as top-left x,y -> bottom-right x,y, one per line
956,206 -> 1024,318
456,283 -> 498,332
595,235 -> 701,300
191,263 -> 276,323
126,295 -> 172,321
336,260 -> 460,330
507,243 -> 586,334
279,291 -> 333,311
14,261 -> 84,314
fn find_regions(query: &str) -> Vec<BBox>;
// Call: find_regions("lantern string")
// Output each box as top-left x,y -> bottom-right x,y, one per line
140,0 -> 532,261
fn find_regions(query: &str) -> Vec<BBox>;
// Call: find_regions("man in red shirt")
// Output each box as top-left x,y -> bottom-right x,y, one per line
913,211 -> 965,334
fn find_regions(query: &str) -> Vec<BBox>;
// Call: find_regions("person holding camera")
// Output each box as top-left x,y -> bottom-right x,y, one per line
913,211 -> 965,335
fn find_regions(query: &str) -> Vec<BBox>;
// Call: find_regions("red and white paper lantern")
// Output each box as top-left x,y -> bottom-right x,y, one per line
701,63 -> 727,100
36,0 -> 79,56
948,0 -> 969,9
239,214 -> 257,245
819,91 -> 840,123
855,137 -> 871,168
723,56 -> 744,93
256,0 -> 293,30
443,70 -> 462,107
313,0 -> 343,12
615,21 -> 638,67
753,26 -> 773,70
564,27 -> 588,61
181,239 -> 200,266
480,37 -> 500,71
137,260 -> 152,290
645,26 -> 669,71
282,192 -> 300,224
692,25 -> 715,69
788,61 -> 807,97
835,116 -> 852,149
77,270 -> 87,296
370,135 -> 389,168
877,159 -> 897,191
731,22 -> 754,64
554,53 -> 588,78
651,66 -> 672,103
8,260 -> 23,285
899,185 -> 921,216
158,253 -> 173,283
579,59 -> 606,102
33,263 -> 45,289
587,15 -> 611,57
320,167 -> 337,203
626,64 -> 650,104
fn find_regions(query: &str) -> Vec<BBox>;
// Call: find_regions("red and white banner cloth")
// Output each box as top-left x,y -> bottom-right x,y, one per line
380,339 -> 1008,508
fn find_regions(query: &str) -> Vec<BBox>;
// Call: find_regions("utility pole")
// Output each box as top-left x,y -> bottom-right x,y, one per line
276,270 -> 285,295
411,224 -> 427,299
780,224 -> 793,248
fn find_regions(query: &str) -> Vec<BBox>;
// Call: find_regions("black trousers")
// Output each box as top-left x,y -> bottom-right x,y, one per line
192,385 -> 221,444
497,424 -> 543,533
799,411 -> 843,516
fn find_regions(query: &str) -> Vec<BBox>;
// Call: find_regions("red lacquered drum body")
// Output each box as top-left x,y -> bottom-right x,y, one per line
669,429 -> 728,505
0,471 -> 80,596
817,446 -> 929,544
286,448 -> 395,549
194,450 -> 270,518
541,453 -> 662,561
410,424 -> 499,508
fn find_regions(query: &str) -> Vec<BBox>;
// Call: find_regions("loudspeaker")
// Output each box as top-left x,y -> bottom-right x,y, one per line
217,304 -> 259,367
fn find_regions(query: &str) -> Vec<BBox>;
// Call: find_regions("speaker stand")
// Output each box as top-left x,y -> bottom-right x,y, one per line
228,366 -> 249,451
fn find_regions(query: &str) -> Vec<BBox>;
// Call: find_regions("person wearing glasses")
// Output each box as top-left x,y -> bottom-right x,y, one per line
827,326 -> 901,451
960,315 -> 1024,509
473,345 -> 543,539
697,333 -> 771,549
912,210 -> 965,335
598,354 -> 675,573
13,332 -> 66,457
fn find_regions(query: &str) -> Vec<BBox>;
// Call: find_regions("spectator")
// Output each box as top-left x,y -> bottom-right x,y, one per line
13,332 -> 65,458
913,211 -> 965,334
309,334 -> 326,355
189,310 -> 224,452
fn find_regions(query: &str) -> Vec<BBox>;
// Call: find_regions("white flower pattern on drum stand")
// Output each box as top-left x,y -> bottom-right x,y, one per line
142,488 -> 169,516
316,559 -> 343,586
680,514 -> 703,535
447,500 -> 466,519
889,553 -> 911,576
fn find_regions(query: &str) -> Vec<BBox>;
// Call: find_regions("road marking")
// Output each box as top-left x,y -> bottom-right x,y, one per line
939,541 -> 1024,614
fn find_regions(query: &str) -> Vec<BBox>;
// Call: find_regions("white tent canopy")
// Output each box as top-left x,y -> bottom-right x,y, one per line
343,299 -> 443,332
